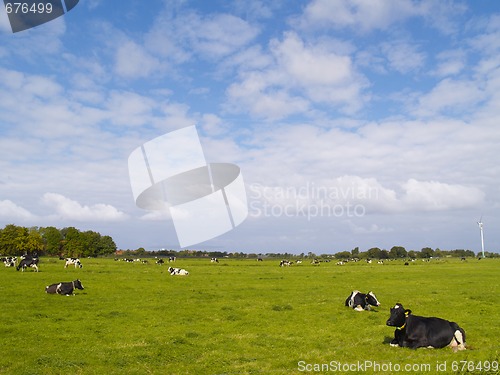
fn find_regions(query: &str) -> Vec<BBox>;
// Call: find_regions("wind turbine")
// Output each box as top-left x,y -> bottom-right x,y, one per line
477,216 -> 485,258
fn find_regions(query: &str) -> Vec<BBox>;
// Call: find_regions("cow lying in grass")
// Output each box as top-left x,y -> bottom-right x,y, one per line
168,267 -> 189,276
45,279 -> 84,296
386,303 -> 466,351
345,291 -> 381,311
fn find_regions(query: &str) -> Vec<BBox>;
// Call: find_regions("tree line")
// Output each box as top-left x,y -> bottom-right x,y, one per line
119,246 -> 496,259
0,224 -> 117,258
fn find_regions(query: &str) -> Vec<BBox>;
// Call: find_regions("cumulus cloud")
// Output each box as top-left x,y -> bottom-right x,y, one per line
247,175 -> 484,218
42,193 -> 128,222
297,0 -> 465,34
225,32 -> 366,119
400,179 -> 485,211
0,200 -> 36,220
380,40 -> 426,74
414,78 -> 486,117
298,0 -> 417,32
115,40 -> 162,78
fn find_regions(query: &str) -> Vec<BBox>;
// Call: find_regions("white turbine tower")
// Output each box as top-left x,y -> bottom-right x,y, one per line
477,216 -> 485,258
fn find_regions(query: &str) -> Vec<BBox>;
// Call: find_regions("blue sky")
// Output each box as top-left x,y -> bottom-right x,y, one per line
0,0 -> 499,254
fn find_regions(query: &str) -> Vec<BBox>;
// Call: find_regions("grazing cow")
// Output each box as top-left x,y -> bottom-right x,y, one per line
345,291 -> 381,311
2,256 -> 17,267
16,256 -> 39,272
211,257 -> 219,263
257,258 -> 263,262
64,257 -> 83,268
168,256 -> 176,262
168,266 -> 189,276
279,260 -> 292,267
45,279 -> 84,296
156,259 -> 164,265
386,303 -> 466,351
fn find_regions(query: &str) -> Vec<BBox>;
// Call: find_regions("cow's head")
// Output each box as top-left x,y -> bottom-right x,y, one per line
386,303 -> 411,327
366,291 -> 381,307
74,279 -> 84,290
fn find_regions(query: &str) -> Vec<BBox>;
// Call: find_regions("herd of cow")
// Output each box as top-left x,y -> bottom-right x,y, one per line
1,254 -> 84,296
2,254 -> 467,351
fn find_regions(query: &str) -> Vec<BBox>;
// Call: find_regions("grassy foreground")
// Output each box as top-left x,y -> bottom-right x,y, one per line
0,257 -> 498,374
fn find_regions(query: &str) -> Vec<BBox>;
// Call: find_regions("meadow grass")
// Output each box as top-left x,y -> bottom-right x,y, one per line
0,257 -> 498,374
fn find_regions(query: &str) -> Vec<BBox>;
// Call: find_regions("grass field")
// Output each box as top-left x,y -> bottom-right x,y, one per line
0,257 -> 498,374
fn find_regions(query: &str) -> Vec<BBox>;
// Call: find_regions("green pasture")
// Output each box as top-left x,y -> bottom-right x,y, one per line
0,257 -> 498,374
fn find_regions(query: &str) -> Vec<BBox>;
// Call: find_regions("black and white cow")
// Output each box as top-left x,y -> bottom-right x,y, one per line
168,256 -> 176,262
345,290 -> 381,311
45,279 -> 84,296
156,259 -> 164,265
386,303 -> 466,351
279,260 -> 292,267
16,256 -> 39,272
168,266 -> 189,276
2,256 -> 17,267
64,257 -> 83,268
211,257 -> 219,263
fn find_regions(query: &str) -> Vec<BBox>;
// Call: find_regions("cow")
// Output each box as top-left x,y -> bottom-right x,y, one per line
168,267 -> 189,276
16,256 -> 39,272
279,260 -> 292,267
45,279 -> 84,296
168,256 -> 176,262
156,259 -> 164,265
386,303 -> 466,351
2,256 -> 17,267
345,291 -> 380,311
211,257 -> 219,263
64,258 -> 83,268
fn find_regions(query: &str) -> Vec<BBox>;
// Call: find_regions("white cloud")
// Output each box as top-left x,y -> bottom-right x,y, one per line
42,193 -> 128,222
400,179 -> 485,211
298,0 -> 417,32
105,90 -> 156,126
414,78 -> 485,117
0,200 -> 36,220
434,49 -> 466,77
297,0 -> 465,34
115,40 -> 162,78
381,40 -> 426,74
225,32 -> 366,119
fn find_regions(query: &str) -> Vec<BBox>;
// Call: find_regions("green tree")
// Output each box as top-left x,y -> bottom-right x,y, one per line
335,251 -> 351,259
98,235 -> 117,256
366,247 -> 382,259
420,247 -> 435,258
0,225 -> 44,255
389,246 -> 407,259
40,226 -> 63,256
61,227 -> 85,257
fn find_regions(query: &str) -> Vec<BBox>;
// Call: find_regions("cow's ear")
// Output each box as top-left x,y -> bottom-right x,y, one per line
404,309 -> 412,315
